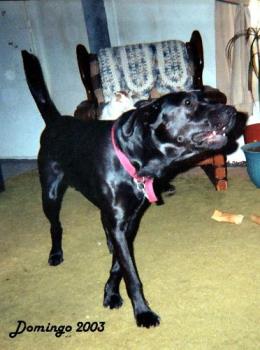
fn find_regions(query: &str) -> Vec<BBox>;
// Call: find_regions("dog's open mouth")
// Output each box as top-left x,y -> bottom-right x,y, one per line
192,125 -> 228,148
203,128 -> 227,143
191,106 -> 236,149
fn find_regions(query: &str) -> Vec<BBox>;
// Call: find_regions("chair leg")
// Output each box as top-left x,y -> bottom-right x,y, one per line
201,154 -> 227,191
214,154 -> 227,191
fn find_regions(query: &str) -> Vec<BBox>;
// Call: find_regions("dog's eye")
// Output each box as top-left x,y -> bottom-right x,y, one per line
184,99 -> 191,106
177,135 -> 184,143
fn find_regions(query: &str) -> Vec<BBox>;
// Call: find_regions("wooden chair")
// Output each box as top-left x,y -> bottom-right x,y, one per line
74,30 -> 229,191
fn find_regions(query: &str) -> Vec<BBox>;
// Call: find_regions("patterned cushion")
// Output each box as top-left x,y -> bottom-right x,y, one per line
154,40 -> 194,94
98,44 -> 156,102
90,40 -> 194,104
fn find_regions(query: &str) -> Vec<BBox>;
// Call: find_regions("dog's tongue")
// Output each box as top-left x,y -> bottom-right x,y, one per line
208,129 -> 226,140
208,130 -> 218,140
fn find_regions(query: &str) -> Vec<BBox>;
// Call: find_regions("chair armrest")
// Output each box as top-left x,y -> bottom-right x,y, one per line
187,30 -> 204,89
76,44 -> 98,104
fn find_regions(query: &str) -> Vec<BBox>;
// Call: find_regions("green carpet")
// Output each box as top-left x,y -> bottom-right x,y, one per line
0,169 -> 259,350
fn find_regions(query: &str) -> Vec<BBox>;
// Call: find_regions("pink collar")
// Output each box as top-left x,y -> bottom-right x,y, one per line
111,126 -> 158,203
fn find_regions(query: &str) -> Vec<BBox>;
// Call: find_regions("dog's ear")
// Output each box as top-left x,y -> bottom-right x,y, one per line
134,99 -> 151,109
135,100 -> 161,124
121,100 -> 162,137
121,110 -> 139,137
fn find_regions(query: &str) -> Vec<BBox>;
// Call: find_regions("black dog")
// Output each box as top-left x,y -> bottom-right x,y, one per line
21,50 -> 236,328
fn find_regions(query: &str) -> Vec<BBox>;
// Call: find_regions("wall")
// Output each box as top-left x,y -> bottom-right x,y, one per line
1,0 -> 217,159
0,0 -> 89,159
104,0 -> 216,87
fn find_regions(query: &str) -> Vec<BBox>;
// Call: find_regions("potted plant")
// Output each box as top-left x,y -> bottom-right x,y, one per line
242,141 -> 260,187
226,27 -> 260,187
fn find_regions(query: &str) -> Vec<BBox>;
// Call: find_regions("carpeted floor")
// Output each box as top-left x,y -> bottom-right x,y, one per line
0,168 -> 259,350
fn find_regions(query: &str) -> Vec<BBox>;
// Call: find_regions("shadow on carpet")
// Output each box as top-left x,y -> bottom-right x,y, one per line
0,169 -> 259,350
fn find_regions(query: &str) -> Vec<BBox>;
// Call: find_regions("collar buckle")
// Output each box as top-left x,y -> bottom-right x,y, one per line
134,177 -> 146,194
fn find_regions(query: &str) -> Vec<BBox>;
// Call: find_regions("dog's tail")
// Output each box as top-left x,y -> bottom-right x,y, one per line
21,50 -> 60,124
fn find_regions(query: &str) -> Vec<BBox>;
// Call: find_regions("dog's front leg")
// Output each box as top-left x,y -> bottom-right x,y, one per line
103,255 -> 123,309
102,210 -> 144,311
104,214 -> 160,328
113,228 -> 160,327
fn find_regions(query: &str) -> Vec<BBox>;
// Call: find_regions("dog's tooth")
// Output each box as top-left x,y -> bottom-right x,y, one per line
213,130 -> 216,136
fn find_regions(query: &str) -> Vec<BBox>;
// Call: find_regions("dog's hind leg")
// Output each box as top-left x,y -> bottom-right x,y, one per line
39,161 -> 68,266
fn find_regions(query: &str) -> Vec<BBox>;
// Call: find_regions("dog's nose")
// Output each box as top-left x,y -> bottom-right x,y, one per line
224,106 -> 237,128
225,106 -> 236,118
208,105 -> 236,132
221,105 -> 236,119
217,106 -> 236,131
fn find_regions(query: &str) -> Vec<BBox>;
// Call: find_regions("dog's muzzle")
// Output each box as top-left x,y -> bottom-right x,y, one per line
192,106 -> 236,149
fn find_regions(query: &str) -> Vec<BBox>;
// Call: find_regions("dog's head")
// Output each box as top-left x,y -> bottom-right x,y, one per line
115,91 -> 237,177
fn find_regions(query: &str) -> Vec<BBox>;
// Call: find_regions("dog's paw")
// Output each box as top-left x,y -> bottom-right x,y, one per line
136,311 -> 160,328
103,293 -> 123,309
164,183 -> 176,196
48,251 -> 63,266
